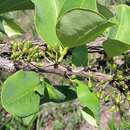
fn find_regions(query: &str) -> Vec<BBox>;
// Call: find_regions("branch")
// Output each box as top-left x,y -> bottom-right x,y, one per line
35,64 -> 112,81
0,56 -> 112,81
0,38 -> 112,81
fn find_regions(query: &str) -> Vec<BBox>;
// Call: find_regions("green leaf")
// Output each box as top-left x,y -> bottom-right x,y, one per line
56,9 -> 114,48
40,85 -> 77,104
32,0 -> 97,47
54,85 -> 77,101
35,84 -> 45,96
97,3 -> 113,19
103,39 -> 130,57
113,5 -> 130,43
81,107 -> 98,127
107,24 -> 118,39
59,0 -> 97,17
1,70 -> 41,117
103,5 -> 130,57
72,45 -> 88,67
22,114 -> 36,126
31,0 -> 65,47
76,80 -> 99,124
0,16 -> 24,37
0,0 -> 34,14
44,81 -> 66,102
3,18 -> 24,37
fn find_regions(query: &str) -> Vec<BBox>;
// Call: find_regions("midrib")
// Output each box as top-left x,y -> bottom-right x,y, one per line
53,0 -> 58,18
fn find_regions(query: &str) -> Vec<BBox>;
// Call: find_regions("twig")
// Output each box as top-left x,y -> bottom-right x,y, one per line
0,38 -> 112,81
0,57 -> 112,81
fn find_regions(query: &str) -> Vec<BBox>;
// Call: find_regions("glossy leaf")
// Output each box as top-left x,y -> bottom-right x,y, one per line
1,70 -> 41,117
0,0 -> 34,14
72,45 -> 88,67
56,9 -> 114,48
76,80 -> 99,124
32,0 -> 97,47
103,5 -> 130,57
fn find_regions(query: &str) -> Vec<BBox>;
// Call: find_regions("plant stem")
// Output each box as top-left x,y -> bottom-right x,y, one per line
58,47 -> 68,63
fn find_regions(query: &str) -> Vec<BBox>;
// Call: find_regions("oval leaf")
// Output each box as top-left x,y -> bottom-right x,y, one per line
1,70 -> 41,117
56,9 -> 114,48
32,0 -> 97,47
3,18 -> 24,37
0,16 -> 24,37
81,107 -> 98,127
76,80 -> 100,122
104,5 -> 130,57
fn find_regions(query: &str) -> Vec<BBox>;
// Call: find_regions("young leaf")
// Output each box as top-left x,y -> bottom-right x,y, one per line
0,0 -> 34,14
72,45 -> 88,67
0,16 -> 24,37
103,5 -> 130,57
56,9 -> 114,48
3,18 -> 24,37
76,80 -> 100,125
81,107 -> 98,127
1,70 -> 41,117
